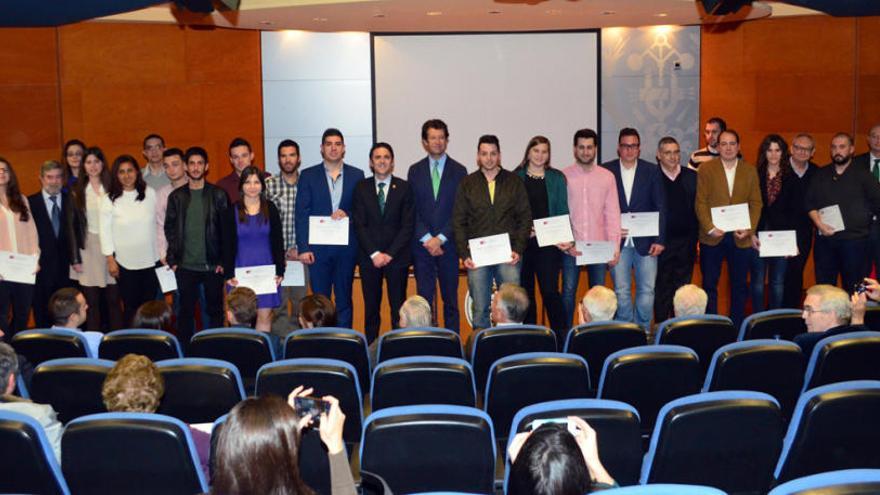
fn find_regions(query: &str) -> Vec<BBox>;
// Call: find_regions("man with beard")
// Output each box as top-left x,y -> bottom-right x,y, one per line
265,140 -> 308,337
165,147 -> 231,347
688,117 -> 726,170
806,133 -> 880,290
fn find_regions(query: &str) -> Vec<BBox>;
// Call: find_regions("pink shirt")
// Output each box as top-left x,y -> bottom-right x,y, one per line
562,163 -> 621,245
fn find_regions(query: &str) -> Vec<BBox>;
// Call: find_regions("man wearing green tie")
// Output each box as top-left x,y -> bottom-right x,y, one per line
854,124 -> 880,277
407,119 -> 468,333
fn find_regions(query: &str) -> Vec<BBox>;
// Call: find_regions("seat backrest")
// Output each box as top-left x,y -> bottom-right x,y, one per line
284,327 -> 371,393
255,358 -> 363,443
0,410 -> 70,495
863,306 -> 880,332
775,380 -> 880,483
768,469 -> 880,495
598,485 -> 727,494
739,309 -> 806,341
485,352 -> 590,439
62,412 -> 207,495
470,325 -> 556,393
642,391 -> 784,493
99,329 -> 182,361
377,328 -> 463,363
506,398 -> 642,487
655,315 -> 737,374
156,358 -> 245,423
189,328 -> 276,394
564,321 -> 647,388
30,358 -> 114,423
598,345 -> 702,432
360,405 -> 496,495
371,356 -> 475,411
703,340 -> 806,419
12,329 -> 90,365
802,331 -> 880,392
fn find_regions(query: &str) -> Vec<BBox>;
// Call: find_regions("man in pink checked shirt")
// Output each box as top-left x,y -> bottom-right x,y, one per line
561,128 -> 621,328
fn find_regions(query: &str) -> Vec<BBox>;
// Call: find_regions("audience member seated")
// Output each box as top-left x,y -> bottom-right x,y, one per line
225,286 -> 281,355
298,294 -> 338,329
132,300 -> 175,333
794,284 -> 867,357
492,283 -> 530,327
578,286 -> 618,325
211,386 -> 355,495
399,295 -> 433,328
101,353 -> 211,477
507,416 -> 616,494
49,287 -> 102,356
673,284 -> 709,317
0,342 -> 62,462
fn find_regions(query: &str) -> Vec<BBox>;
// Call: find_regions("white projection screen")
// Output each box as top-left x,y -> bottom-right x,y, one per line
372,31 -> 599,175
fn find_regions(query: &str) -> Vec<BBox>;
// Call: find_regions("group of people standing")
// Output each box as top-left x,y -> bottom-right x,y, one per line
1,119 -> 879,342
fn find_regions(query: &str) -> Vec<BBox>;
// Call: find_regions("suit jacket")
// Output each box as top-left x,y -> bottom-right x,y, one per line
602,158 -> 667,255
695,158 -> 763,248
790,162 -> 817,253
27,191 -> 71,283
295,163 -> 364,255
853,152 -> 879,173
352,176 -> 415,265
407,156 -> 467,251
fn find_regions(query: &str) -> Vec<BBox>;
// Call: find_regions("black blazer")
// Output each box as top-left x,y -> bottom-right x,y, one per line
756,168 -> 799,232
28,191 -> 71,281
352,176 -> 415,265
223,201 -> 286,278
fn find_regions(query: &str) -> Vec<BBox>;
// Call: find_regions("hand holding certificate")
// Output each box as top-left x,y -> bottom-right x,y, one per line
818,205 -> 845,233
0,251 -> 38,285
234,265 -> 278,295
155,265 -> 178,293
710,203 -> 752,232
468,233 -> 513,268
758,230 -> 798,258
533,215 -> 574,247
620,212 -> 660,237
309,216 -> 349,245
281,260 -> 306,287
574,241 -> 615,266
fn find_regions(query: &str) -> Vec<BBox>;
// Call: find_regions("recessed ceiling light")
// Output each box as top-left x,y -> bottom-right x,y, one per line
373,13 -> 386,18
601,10 -> 616,15
312,17 -> 327,22
488,10 -> 503,15
259,20 -> 273,25
655,12 -> 668,17
426,11 -> 442,16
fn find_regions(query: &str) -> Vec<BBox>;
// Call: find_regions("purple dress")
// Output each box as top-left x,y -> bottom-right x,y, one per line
235,213 -> 281,309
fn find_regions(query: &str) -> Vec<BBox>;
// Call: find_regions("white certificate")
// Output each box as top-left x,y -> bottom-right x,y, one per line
0,251 -> 38,285
574,241 -> 615,266
711,203 -> 752,232
533,215 -> 574,247
759,230 -> 798,258
818,205 -> 845,233
235,265 -> 278,295
281,260 -> 306,287
155,265 -> 178,293
620,212 -> 660,237
308,216 -> 349,245
468,233 -> 512,268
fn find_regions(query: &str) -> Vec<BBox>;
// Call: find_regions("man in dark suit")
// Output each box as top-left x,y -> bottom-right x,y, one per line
295,128 -> 365,328
783,133 -> 818,308
27,160 -> 73,328
853,124 -> 880,277
353,143 -> 415,343
602,128 -> 666,331
407,119 -> 467,333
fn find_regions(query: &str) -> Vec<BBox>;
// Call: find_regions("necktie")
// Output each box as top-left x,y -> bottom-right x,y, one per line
49,194 -> 61,237
873,159 -> 880,181
378,182 -> 386,215
431,161 -> 440,199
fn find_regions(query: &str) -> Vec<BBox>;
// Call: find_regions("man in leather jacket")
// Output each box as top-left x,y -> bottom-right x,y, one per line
165,146 -> 232,347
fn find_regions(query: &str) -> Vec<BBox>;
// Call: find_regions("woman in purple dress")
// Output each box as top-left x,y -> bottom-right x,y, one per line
224,166 -> 285,332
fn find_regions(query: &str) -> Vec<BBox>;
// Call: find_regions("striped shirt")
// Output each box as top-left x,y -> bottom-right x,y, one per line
265,174 -> 298,250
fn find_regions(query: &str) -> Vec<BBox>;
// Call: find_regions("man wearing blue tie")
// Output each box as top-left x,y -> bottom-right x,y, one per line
296,128 -> 364,328
407,120 -> 467,333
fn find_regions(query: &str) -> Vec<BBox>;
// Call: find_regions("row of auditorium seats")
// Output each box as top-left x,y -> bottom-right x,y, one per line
4,381 -> 880,495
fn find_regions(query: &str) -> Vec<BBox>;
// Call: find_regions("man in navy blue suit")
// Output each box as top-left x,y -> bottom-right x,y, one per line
295,128 -> 365,328
602,128 -> 667,331
407,119 -> 467,333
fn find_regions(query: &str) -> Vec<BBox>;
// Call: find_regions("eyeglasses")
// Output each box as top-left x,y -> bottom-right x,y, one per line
802,306 -> 830,316
619,143 -> 640,150
791,145 -> 813,153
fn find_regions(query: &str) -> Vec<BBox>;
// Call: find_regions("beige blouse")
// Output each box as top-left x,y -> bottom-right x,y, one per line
0,195 -> 40,256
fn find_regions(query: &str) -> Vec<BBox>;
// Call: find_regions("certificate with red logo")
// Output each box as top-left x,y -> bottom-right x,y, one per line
534,214 -> 574,247
468,233 -> 512,268
309,216 -> 349,245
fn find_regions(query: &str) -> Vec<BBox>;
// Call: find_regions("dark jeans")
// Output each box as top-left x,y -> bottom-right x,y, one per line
359,259 -> 408,345
561,254 -> 608,329
813,235 -> 869,291
654,235 -> 697,322
118,264 -> 160,327
81,285 -> 123,332
176,268 -> 225,349
749,255 -> 788,312
521,239 -> 567,340
700,234 -> 754,328
0,281 -> 34,338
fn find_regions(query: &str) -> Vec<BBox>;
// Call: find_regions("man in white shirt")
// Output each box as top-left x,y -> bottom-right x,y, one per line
48,288 -> 101,357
